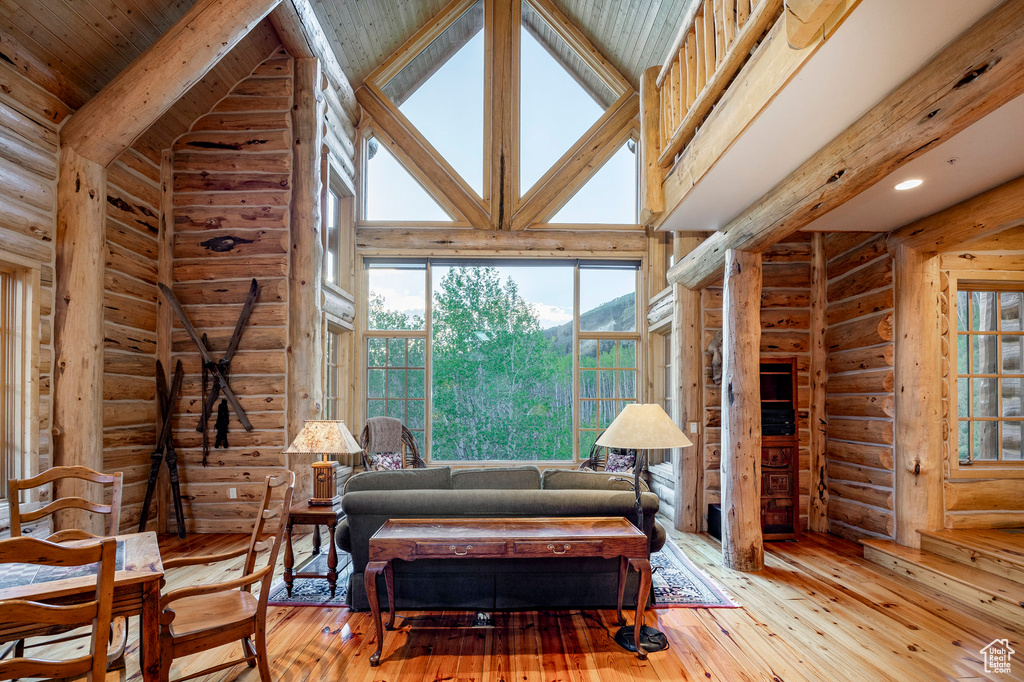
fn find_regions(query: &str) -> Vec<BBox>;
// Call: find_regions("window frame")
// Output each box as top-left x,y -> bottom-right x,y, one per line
358,256 -> 642,465
948,271 -> 1024,477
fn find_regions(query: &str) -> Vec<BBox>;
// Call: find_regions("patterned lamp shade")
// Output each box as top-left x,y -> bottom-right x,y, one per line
596,404 -> 692,450
285,421 -> 362,506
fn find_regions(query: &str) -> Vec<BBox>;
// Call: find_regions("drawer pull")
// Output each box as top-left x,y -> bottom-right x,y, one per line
547,544 -> 571,554
450,544 -> 473,556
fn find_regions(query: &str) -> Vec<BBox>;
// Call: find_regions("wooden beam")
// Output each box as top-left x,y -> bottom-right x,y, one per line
808,232 -> 829,532
669,0 -> 1024,290
52,146 -> 106,534
640,66 -> 665,226
357,86 -> 490,229
784,0 -> 843,49
511,93 -> 639,229
657,0 -> 783,168
888,174 -> 1024,255
720,249 -> 763,571
672,234 -> 704,532
60,0 -> 282,167
489,0 -> 516,230
287,58 -> 326,504
355,227 -> 647,256
891,243 -> 943,549
269,0 -> 360,124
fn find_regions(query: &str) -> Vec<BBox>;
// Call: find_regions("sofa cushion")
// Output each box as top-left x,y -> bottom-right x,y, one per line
541,468 -> 650,492
343,466 -> 451,494
450,466 -> 541,490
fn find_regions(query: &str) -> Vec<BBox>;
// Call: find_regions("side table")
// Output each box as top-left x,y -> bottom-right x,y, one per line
283,500 -> 346,597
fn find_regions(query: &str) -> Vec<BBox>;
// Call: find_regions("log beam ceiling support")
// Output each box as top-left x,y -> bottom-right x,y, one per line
52,0 -> 283,527
671,234 -> 703,532
890,243 -> 943,549
784,0 -> 843,50
667,0 -> 1024,290
720,249 -> 764,572
287,58 -> 327,503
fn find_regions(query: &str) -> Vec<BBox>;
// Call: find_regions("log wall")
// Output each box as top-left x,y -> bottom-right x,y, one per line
103,149 -> 161,530
823,233 -> 895,541
701,234 -> 813,532
941,246 -> 1024,529
0,60 -> 60,533
169,46 -> 294,534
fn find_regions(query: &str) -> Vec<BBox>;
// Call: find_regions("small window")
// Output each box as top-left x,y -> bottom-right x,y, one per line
550,140 -> 638,224
363,135 -> 452,222
367,263 -> 427,331
0,265 -> 33,499
957,286 -> 1023,462
325,328 -> 341,420
324,185 -> 340,285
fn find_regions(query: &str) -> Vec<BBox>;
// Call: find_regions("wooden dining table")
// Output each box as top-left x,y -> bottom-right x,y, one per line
0,531 -> 165,681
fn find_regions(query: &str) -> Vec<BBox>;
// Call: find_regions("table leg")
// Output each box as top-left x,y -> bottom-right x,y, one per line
284,519 -> 295,597
140,578 -> 161,681
615,555 -> 628,626
365,561 -> 387,667
383,560 -> 395,630
629,558 -> 652,660
311,523 -> 321,556
327,520 -> 339,597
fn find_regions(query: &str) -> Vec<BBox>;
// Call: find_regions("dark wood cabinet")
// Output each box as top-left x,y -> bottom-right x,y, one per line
760,358 -> 799,541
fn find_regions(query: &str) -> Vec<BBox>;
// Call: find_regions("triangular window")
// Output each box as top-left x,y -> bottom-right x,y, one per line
380,1 -> 484,197
551,140 -> 638,224
364,136 -> 453,222
519,1 -> 618,196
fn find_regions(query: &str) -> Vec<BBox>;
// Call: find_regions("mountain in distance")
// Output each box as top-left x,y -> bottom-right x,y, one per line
542,292 -> 636,354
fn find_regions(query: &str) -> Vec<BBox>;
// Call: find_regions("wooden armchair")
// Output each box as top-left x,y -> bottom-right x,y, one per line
157,472 -> 295,682
359,418 -> 426,470
0,536 -> 117,682
6,466 -> 127,678
579,435 -> 638,473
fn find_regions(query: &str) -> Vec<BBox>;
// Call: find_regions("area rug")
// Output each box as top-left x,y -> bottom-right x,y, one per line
267,539 -> 738,609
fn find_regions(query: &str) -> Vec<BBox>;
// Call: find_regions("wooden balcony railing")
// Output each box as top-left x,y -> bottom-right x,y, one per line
655,0 -> 783,168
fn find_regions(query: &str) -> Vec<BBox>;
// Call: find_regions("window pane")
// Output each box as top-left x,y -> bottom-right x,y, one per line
957,290 -> 968,331
367,400 -> 386,418
551,142 -> 637,224
325,190 -> 339,284
972,291 -> 998,331
958,420 -> 969,461
580,339 -> 597,368
364,138 -> 450,221
367,368 -> 385,398
580,370 -> 597,399
368,265 -> 426,330
407,401 -> 426,430
579,400 -> 597,429
387,338 -> 406,366
430,264 -> 573,460
1005,378 -> 1022,418
408,338 -> 426,366
973,378 -> 998,417
957,378 -> 969,417
581,268 -> 636,332
579,429 -> 598,460
973,420 -> 998,460
380,1 -> 484,195
619,370 -> 636,399
1002,335 -> 1023,373
1001,292 -> 1022,332
368,337 -> 387,366
386,369 -> 406,397
408,369 -> 425,399
958,334 -> 968,374
972,335 -> 998,375
599,340 -> 616,366
1003,421 -> 1022,460
600,400 -> 617,428
619,340 -> 636,368
387,400 -> 405,419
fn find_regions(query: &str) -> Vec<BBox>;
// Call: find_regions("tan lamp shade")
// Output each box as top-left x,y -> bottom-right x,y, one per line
595,403 -> 692,450
285,421 -> 362,506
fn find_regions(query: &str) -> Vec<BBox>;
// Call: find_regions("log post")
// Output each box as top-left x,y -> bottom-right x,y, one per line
287,57 -> 327,503
808,232 -> 829,532
891,242 -> 943,548
156,151 -> 174,534
640,66 -> 665,226
720,248 -> 763,571
671,233 -> 703,532
489,0 -> 515,230
52,146 -> 107,533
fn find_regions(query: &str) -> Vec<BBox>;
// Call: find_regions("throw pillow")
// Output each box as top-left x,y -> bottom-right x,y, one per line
370,452 -> 403,471
604,449 -> 635,473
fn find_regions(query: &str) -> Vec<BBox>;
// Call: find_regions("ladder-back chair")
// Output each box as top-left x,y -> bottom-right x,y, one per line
158,472 -> 295,682
8,466 -> 123,542
0,536 -> 117,682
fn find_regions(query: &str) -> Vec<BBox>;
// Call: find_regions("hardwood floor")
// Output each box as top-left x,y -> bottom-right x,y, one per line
94,526 -> 1022,681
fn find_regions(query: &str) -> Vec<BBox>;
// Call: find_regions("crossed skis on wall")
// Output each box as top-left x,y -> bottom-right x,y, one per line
138,279 -> 259,536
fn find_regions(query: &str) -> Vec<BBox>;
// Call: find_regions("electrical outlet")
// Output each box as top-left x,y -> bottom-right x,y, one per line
228,487 -> 237,499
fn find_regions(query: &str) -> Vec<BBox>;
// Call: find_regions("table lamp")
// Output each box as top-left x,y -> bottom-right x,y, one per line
596,403 -> 692,654
285,420 -> 362,506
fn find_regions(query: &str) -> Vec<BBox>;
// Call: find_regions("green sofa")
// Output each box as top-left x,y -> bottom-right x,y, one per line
337,465 -> 665,611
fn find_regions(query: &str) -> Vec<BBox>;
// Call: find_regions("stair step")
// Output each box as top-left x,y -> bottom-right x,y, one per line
861,539 -> 1024,630
918,529 -> 1024,585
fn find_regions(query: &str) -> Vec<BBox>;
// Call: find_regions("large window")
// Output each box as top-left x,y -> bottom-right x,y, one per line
956,285 -> 1023,463
364,259 -> 639,462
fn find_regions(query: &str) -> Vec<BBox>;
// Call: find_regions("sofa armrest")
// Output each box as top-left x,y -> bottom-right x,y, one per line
336,518 -> 352,554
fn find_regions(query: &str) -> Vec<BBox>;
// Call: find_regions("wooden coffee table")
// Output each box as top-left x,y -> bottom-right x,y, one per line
283,500 -> 346,597
364,517 -> 652,666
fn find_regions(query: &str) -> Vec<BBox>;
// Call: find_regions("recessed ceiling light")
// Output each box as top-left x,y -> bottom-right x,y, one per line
894,178 -> 923,191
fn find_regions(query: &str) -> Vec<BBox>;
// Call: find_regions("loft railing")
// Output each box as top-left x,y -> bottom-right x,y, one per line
655,0 -> 783,169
